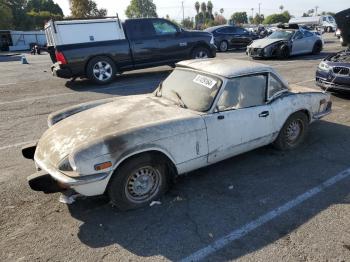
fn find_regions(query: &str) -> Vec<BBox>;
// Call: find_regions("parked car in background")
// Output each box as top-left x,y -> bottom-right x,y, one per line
246,28 -> 323,59
23,58 -> 331,210
45,17 -> 216,84
205,25 -> 259,52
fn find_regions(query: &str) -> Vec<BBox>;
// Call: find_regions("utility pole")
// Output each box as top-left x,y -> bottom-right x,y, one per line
315,6 -> 318,16
182,1 -> 185,23
251,8 -> 254,18
258,3 -> 261,16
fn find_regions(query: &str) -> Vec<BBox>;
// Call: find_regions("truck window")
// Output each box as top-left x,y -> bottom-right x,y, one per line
152,20 -> 178,35
127,20 -> 156,39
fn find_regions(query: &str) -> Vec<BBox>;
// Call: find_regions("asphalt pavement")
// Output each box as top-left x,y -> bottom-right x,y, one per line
0,33 -> 349,262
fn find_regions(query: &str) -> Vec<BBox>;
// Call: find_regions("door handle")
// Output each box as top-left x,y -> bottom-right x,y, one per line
259,111 -> 269,117
217,115 -> 225,120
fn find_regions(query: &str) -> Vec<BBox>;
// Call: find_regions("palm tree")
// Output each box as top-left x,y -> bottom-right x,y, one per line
220,8 -> 224,15
207,1 -> 213,15
279,5 -> 284,13
195,2 -> 200,14
200,2 -> 207,14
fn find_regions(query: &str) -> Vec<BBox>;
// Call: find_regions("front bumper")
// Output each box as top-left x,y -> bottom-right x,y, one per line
316,69 -> 350,92
51,63 -> 73,79
246,47 -> 266,58
313,101 -> 332,120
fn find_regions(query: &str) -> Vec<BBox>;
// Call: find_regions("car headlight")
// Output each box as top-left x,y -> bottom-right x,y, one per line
210,35 -> 215,45
69,155 -> 77,171
318,61 -> 331,72
58,156 -> 74,171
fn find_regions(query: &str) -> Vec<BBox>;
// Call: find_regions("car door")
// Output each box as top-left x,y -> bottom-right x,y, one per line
150,19 -> 190,61
125,19 -> 161,65
302,30 -> 317,53
203,73 -> 274,163
291,30 -> 308,54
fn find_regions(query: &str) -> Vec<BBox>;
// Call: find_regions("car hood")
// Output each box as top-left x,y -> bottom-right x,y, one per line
35,94 -> 204,167
249,38 -> 286,48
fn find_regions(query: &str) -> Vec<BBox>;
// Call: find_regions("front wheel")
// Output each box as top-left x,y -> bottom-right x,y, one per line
278,45 -> 290,59
191,46 -> 210,59
107,154 -> 169,210
219,41 -> 228,52
273,112 -> 309,150
86,56 -> 117,85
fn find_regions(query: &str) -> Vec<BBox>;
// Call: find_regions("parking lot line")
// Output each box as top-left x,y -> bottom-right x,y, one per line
294,78 -> 315,85
180,167 -> 350,262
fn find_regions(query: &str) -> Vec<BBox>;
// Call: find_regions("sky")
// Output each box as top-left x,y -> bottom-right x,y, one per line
53,0 -> 349,22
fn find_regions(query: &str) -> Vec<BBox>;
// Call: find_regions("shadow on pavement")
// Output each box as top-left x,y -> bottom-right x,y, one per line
68,120 -> 350,260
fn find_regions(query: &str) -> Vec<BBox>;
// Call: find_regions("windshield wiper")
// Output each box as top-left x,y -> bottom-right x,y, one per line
171,90 -> 187,109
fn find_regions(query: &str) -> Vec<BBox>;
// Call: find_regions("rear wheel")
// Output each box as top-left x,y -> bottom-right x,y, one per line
273,112 -> 309,150
312,41 -> 322,54
191,46 -> 210,59
108,154 -> 169,210
219,41 -> 228,52
86,56 -> 116,85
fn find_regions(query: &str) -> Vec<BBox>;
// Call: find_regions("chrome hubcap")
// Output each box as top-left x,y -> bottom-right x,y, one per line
93,61 -> 112,81
220,42 -> 227,51
125,166 -> 161,203
195,50 -> 208,59
286,120 -> 302,143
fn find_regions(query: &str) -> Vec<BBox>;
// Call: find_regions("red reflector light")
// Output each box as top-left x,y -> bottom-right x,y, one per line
94,161 -> 112,171
55,51 -> 67,64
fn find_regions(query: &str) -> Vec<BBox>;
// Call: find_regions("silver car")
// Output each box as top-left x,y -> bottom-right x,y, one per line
247,29 -> 323,59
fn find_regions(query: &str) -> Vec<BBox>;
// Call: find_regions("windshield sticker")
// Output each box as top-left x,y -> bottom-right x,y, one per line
193,75 -> 217,89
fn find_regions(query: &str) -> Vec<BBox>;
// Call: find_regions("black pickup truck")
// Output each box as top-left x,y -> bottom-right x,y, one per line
47,18 -> 216,84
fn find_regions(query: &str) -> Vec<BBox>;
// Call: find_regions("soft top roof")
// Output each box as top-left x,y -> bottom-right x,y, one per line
177,58 -> 278,78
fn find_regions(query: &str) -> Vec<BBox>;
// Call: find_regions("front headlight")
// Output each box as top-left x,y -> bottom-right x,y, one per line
58,156 -> 74,171
69,155 -> 77,171
318,61 -> 331,72
210,35 -> 214,45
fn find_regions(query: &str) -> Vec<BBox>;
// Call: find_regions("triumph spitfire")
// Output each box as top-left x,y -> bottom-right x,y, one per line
22,59 -> 332,210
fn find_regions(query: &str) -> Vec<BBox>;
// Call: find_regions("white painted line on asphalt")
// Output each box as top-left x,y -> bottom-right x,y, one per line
180,167 -> 350,262
0,140 -> 36,151
0,80 -> 160,106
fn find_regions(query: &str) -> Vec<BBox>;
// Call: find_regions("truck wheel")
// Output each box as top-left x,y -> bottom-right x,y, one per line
312,41 -> 322,54
87,56 -> 116,85
219,41 -> 228,52
192,47 -> 210,59
107,154 -> 169,210
273,112 -> 309,151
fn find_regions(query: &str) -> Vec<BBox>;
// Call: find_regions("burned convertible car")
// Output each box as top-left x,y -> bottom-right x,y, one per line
247,26 -> 323,59
23,59 -> 332,210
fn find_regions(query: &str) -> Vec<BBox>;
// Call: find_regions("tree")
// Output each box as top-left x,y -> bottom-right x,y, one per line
27,0 -> 63,16
231,12 -> 248,24
4,0 -> 30,29
181,17 -> 194,29
279,5 -> 284,13
214,14 -> 226,25
195,1 -> 200,14
252,13 -> 264,24
200,2 -> 206,14
220,8 -> 224,15
207,1 -> 213,15
0,0 -> 13,29
125,0 -> 157,18
263,11 -> 291,24
70,0 -> 106,18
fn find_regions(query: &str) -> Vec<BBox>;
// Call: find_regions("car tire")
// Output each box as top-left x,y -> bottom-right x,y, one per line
191,46 -> 210,59
219,41 -> 228,52
86,56 -> 117,85
312,41 -> 322,54
278,45 -> 290,59
273,112 -> 309,151
107,154 -> 169,211
327,26 -> 333,33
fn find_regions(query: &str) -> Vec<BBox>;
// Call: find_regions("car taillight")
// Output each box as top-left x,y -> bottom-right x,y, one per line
55,51 -> 67,64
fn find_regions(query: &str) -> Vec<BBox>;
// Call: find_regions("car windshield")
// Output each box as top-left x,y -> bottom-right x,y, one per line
155,68 -> 222,112
267,30 -> 294,40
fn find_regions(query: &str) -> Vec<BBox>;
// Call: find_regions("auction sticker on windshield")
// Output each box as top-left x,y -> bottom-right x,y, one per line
193,75 -> 217,89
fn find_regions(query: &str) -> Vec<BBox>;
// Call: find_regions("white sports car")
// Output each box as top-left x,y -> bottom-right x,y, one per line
247,28 -> 323,59
23,59 -> 332,210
